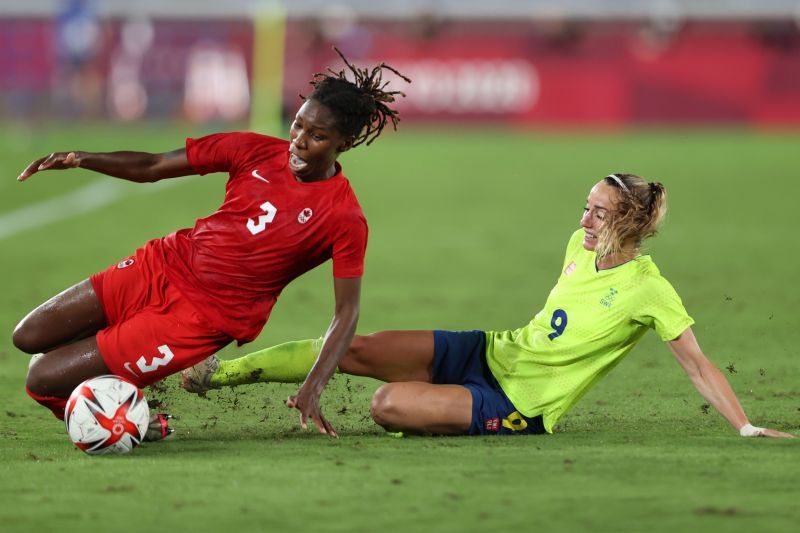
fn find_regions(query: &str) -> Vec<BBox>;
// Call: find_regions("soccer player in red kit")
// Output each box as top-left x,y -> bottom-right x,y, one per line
13,51 -> 410,439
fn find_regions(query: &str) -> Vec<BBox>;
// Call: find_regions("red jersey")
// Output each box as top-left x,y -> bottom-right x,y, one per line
156,132 -> 368,344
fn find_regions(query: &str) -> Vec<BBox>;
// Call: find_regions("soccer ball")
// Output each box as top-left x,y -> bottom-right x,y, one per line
64,375 -> 150,455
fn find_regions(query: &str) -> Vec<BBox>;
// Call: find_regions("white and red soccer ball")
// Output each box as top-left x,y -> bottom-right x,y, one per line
65,375 -> 150,455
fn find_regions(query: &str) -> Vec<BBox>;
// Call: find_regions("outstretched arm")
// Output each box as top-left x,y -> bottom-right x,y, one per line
17,149 -> 193,183
667,327 -> 793,438
286,276 -> 361,438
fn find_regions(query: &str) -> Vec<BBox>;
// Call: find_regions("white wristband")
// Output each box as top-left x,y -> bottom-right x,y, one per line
739,423 -> 765,437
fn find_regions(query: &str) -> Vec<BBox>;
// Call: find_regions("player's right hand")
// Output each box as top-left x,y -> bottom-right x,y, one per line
754,428 -> 795,438
18,151 -> 81,182
286,385 -> 338,438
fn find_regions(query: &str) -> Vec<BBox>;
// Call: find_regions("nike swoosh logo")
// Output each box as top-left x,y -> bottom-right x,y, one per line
123,362 -> 139,377
251,170 -> 269,183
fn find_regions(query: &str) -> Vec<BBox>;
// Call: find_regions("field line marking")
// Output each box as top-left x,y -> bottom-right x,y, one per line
0,179 -> 181,241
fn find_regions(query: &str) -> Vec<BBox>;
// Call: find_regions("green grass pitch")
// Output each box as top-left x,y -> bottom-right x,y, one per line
0,124 -> 798,532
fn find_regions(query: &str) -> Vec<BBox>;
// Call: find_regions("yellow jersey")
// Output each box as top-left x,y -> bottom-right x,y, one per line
486,229 -> 694,433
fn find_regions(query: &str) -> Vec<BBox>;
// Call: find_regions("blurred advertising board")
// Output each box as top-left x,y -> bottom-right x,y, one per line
2,15 -> 799,125
0,16 -> 253,122
286,19 -> 800,125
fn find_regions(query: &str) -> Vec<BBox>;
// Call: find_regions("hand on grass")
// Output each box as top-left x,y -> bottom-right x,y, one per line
286,384 -> 338,438
752,428 -> 795,438
18,152 -> 80,181
740,423 -> 794,438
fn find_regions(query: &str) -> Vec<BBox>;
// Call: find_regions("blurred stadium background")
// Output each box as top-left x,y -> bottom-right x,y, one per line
2,0 -> 800,129
1,2 -> 799,532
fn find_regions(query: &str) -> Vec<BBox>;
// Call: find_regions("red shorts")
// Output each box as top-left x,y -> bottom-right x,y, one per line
90,240 -> 233,388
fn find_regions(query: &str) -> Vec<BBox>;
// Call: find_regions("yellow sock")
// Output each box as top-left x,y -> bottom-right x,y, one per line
210,338 -> 323,386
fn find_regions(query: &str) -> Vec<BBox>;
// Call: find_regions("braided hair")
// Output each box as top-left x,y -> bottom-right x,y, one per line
302,47 -> 411,147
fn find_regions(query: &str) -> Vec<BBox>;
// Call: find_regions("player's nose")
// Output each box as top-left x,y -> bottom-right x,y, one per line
580,210 -> 591,228
292,131 -> 307,150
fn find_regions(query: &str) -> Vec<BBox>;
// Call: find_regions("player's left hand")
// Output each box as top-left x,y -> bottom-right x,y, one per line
286,385 -> 338,438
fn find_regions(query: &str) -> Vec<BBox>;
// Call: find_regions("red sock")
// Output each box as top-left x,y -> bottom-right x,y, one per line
25,385 -> 68,421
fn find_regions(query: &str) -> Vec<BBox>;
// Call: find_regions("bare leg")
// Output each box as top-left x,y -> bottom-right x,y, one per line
26,336 -> 110,398
184,331 -> 436,393
347,332 -> 474,434
370,382 -> 472,434
339,331 -> 435,383
185,331 -> 472,434
13,279 -> 106,354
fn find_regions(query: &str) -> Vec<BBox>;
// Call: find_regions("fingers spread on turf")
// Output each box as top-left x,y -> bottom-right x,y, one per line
286,396 -> 309,429
311,413 -> 338,438
325,418 -> 338,438
286,391 -> 337,437
324,419 -> 338,439
311,414 -> 327,435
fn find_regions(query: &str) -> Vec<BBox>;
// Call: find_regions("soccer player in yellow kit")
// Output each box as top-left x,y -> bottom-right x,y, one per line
183,174 -> 793,438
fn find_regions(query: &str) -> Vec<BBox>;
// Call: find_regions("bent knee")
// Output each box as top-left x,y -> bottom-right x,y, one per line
370,384 -> 404,431
12,319 -> 44,354
25,359 -> 51,397
25,353 -> 67,397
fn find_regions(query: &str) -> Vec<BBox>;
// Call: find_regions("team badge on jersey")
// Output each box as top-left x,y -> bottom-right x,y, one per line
600,287 -> 619,308
297,208 -> 313,224
484,417 -> 500,432
117,258 -> 135,269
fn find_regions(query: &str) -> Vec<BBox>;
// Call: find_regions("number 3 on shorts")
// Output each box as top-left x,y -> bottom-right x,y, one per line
135,344 -> 175,373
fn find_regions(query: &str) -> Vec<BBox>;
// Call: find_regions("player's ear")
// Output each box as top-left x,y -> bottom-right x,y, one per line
337,136 -> 355,153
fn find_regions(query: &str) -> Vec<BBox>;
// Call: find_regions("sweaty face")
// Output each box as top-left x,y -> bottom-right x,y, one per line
580,181 -> 619,251
288,99 -> 352,181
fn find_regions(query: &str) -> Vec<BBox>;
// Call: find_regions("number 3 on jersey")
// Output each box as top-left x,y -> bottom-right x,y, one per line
548,309 -> 568,340
247,201 -> 277,235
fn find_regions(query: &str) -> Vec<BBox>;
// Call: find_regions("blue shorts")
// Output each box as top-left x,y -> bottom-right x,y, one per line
432,330 -> 545,436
